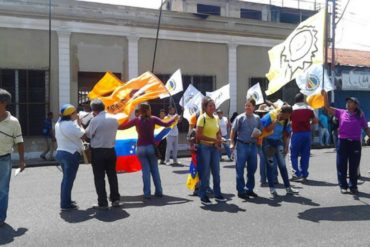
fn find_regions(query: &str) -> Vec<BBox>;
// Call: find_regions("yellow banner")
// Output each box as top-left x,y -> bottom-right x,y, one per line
266,9 -> 326,95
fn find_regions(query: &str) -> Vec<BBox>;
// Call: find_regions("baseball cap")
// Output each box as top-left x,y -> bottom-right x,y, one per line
345,97 -> 360,105
60,104 -> 76,116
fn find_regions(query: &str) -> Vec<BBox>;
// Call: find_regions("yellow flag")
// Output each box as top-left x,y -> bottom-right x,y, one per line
266,9 -> 326,95
102,72 -> 167,124
88,72 -> 124,100
186,174 -> 199,191
306,93 -> 324,109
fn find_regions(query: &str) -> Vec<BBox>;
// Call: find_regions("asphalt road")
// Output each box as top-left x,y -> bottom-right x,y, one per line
1,147 -> 370,247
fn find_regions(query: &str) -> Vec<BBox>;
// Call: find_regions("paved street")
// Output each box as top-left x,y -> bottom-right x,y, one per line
1,147 -> 370,247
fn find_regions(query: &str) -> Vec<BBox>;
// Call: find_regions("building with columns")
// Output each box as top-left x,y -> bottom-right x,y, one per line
0,0 -> 321,157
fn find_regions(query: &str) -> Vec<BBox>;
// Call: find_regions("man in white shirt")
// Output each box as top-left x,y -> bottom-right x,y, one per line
85,99 -> 120,209
217,109 -> 232,161
0,88 -> 25,226
165,106 -> 180,165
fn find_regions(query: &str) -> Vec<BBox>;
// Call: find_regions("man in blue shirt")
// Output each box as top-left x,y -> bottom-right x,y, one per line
40,112 -> 55,161
230,98 -> 261,199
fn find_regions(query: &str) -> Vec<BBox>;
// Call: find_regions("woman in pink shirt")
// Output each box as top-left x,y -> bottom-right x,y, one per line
119,103 -> 178,199
322,90 -> 370,194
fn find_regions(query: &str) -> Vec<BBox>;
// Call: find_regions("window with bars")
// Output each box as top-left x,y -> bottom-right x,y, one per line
0,69 -> 47,136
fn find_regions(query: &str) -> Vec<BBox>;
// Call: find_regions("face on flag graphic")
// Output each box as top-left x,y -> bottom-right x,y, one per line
281,26 -> 319,80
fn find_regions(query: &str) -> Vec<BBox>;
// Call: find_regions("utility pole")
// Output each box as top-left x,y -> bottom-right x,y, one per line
330,0 -> 336,103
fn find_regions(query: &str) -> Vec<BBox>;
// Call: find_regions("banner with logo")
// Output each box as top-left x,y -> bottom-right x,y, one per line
246,83 -> 264,105
183,92 -> 204,122
265,9 -> 326,95
180,84 -> 202,107
296,64 -> 334,96
206,84 -> 230,109
159,69 -> 183,99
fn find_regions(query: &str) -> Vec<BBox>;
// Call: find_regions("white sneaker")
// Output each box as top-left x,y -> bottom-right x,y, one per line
270,188 -> 278,196
286,187 -> 299,195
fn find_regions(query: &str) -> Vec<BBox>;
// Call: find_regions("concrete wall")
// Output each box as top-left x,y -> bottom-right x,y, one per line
236,45 -> 270,113
138,38 -> 228,89
70,33 -> 128,105
0,27 -> 59,114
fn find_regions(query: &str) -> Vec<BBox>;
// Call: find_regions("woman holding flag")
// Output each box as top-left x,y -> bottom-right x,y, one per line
196,96 -> 226,205
119,103 -> 178,199
322,90 -> 370,194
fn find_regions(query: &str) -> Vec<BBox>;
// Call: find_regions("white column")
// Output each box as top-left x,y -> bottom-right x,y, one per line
128,36 -> 139,79
228,42 -> 238,114
57,31 -> 71,107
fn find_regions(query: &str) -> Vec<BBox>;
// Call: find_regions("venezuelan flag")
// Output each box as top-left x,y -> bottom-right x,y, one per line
115,124 -> 173,173
186,151 -> 199,190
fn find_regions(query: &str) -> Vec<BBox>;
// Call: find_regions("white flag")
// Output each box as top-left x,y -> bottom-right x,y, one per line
206,84 -> 230,109
179,84 -> 201,107
295,64 -> 335,96
183,92 -> 204,122
246,83 -> 264,105
160,69 -> 183,99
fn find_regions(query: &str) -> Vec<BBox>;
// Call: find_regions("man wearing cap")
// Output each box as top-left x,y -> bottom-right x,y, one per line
85,99 -> 120,209
0,88 -> 26,226
322,90 -> 370,194
216,109 -> 232,161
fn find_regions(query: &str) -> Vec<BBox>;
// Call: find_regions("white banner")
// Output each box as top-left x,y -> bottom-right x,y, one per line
246,83 -> 264,105
179,84 -> 201,107
206,84 -> 230,109
160,69 -> 183,99
296,64 -> 335,96
183,92 -> 204,122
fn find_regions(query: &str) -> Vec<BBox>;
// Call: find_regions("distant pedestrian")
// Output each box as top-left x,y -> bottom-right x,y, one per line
230,98 -> 261,199
119,103 -> 178,199
290,93 -> 317,181
165,106 -> 180,165
40,112 -> 56,161
217,109 -> 232,161
55,104 -> 85,211
322,90 -> 370,194
158,109 -> 167,164
318,110 -> 330,147
78,103 -> 93,129
0,88 -> 26,225
85,99 -> 121,209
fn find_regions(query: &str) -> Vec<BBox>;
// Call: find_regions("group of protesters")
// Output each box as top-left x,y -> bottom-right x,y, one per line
1,86 -> 370,224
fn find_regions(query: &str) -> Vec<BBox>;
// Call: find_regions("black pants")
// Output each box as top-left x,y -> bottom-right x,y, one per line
158,139 -> 167,162
336,139 -> 362,190
91,148 -> 120,206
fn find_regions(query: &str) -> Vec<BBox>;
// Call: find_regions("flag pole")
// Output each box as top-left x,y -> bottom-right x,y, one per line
323,0 -> 329,89
330,0 -> 336,103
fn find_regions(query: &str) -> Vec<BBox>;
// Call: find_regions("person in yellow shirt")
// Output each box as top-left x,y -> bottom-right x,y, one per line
196,96 -> 226,205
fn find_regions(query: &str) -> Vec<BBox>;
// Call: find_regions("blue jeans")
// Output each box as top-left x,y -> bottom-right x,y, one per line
263,139 -> 290,189
136,145 -> 162,197
220,136 -> 232,159
56,151 -> 80,208
258,145 -> 268,184
0,154 -> 12,222
320,128 -> 330,146
290,131 -> 311,178
198,144 -> 221,199
236,142 -> 257,193
336,139 -> 362,190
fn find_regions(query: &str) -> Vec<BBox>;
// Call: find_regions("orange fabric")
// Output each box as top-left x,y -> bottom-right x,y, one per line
306,94 -> 325,109
88,72 -> 124,100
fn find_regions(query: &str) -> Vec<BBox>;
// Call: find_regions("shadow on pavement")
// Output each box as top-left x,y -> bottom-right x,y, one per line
201,203 -> 246,213
172,169 -> 189,175
247,194 -> 320,207
121,195 -> 192,209
223,164 -> 235,169
298,205 -> 370,222
299,179 -> 337,187
0,224 -> 28,245
60,207 -> 130,223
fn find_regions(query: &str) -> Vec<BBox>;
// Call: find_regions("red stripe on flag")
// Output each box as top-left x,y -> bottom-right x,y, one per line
116,155 -> 142,173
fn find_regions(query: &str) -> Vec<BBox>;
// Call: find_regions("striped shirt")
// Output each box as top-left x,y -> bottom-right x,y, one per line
0,112 -> 23,156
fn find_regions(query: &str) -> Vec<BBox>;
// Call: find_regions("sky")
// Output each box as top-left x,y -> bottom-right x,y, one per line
79,0 -> 370,51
